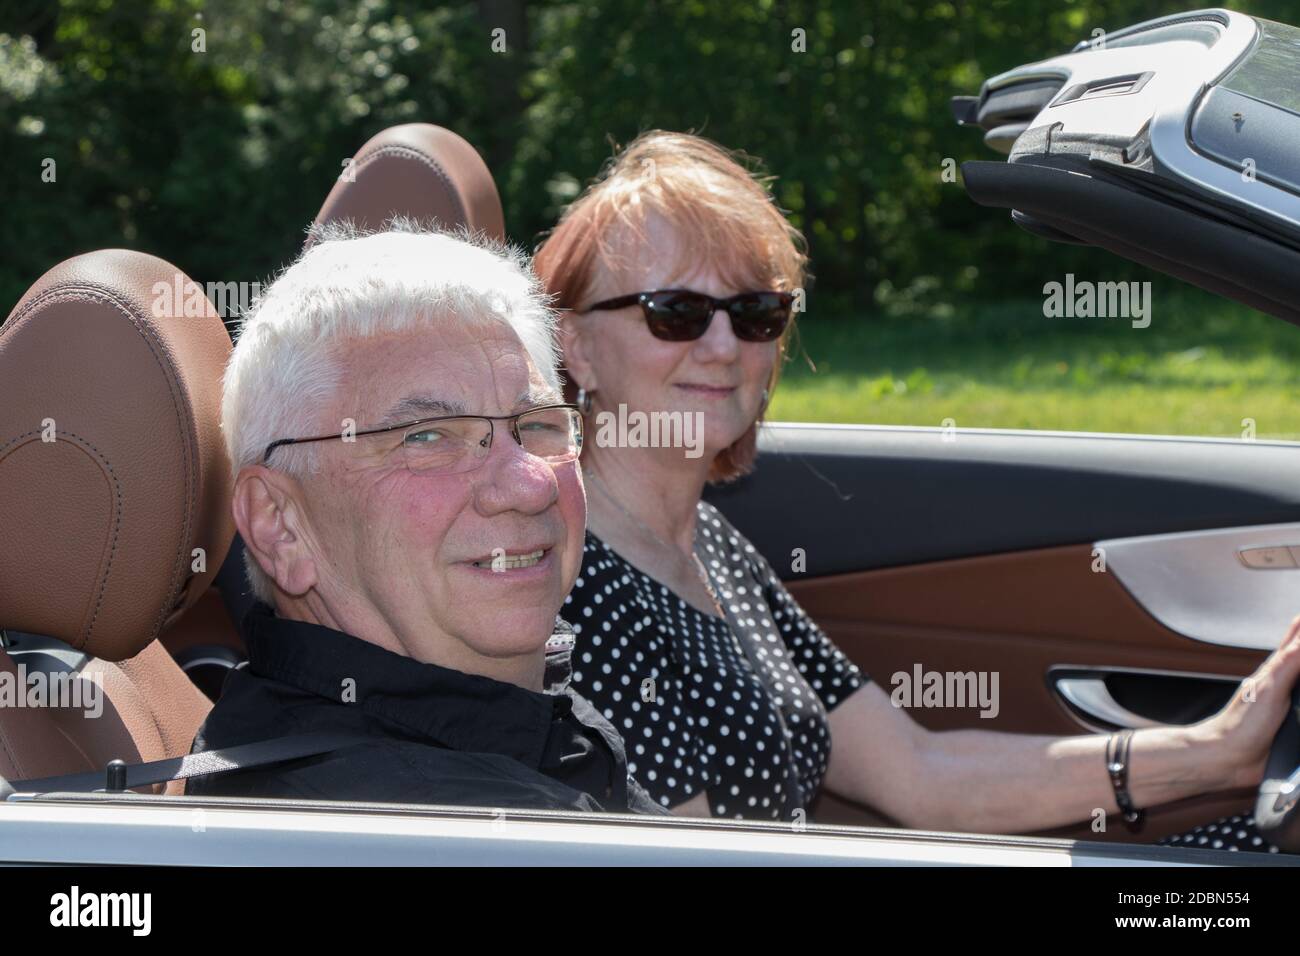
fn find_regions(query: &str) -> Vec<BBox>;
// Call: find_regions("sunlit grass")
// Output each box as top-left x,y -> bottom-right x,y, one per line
769,292 -> 1300,440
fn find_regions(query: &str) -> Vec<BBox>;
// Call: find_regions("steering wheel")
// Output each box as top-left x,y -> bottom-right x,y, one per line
1255,684 -> 1300,852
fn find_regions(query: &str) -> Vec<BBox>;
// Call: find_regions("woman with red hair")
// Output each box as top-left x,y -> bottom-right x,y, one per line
534,130 -> 1299,848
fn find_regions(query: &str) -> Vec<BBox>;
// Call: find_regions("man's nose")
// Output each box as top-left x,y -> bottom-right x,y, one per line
692,307 -> 740,361
473,434 -> 560,516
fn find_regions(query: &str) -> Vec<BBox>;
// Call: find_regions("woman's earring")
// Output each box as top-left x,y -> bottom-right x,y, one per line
759,388 -> 770,413
576,387 -> 594,415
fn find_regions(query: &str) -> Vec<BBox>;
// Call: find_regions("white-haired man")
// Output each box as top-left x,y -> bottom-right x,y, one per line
188,223 -> 664,813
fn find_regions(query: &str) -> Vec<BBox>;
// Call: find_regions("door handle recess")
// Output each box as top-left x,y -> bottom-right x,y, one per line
1048,666 -> 1243,730
1053,677 -> 1162,729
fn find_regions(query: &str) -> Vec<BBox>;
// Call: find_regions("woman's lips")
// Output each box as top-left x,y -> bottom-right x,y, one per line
675,384 -> 737,398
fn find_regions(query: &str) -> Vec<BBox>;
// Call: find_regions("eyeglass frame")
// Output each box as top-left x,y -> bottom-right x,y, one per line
261,402 -> 585,468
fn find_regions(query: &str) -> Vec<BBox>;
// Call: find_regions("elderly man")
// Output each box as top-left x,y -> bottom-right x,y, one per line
187,222 -> 663,814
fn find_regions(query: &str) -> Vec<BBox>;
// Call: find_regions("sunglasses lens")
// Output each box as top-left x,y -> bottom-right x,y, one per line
729,293 -> 791,342
642,292 -> 714,341
638,291 -> 791,342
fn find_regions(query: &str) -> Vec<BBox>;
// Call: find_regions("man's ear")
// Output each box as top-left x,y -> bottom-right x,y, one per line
232,466 -> 318,598
560,313 -> 598,393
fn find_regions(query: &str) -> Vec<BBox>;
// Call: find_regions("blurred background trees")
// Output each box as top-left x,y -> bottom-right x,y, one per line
2,0 -> 1298,316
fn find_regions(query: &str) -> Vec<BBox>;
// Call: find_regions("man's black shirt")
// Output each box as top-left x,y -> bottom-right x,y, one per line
186,603 -> 666,814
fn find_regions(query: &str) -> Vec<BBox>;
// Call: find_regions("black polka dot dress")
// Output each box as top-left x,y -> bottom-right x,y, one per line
1157,813 -> 1279,853
562,501 -> 868,819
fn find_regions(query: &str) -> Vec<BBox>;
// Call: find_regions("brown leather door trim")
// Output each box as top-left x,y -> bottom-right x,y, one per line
790,544 -> 1265,842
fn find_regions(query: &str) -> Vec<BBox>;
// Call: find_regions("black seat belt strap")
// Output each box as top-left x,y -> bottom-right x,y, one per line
10,731 -> 372,794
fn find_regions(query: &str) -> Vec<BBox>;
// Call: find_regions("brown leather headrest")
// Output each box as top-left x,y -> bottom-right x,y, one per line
0,250 -> 234,661
312,123 -> 505,242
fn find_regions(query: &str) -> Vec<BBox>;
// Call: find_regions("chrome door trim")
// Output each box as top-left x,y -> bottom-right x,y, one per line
0,793 -> 1274,866
1097,522 -> 1300,650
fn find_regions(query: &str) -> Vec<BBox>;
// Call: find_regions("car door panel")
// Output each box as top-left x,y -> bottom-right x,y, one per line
706,424 -> 1298,841
707,424 -> 1300,578
791,545 -> 1263,840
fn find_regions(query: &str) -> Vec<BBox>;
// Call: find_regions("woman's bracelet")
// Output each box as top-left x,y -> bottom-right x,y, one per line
1106,728 -> 1144,830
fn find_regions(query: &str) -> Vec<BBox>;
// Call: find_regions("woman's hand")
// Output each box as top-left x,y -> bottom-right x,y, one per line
1190,616 -> 1300,790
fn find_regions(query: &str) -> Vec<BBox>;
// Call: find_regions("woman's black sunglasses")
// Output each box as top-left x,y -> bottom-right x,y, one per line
582,289 -> 793,343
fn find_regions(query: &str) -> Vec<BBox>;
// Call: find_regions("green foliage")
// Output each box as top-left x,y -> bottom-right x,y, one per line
0,0 -> 504,301
4,0 -> 1300,329
773,290 -> 1300,437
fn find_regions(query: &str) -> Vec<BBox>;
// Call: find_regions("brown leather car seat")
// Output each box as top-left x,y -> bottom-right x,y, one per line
0,249 -> 234,793
311,122 -> 505,242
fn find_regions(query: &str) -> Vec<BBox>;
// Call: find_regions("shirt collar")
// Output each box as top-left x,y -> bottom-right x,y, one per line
241,603 -> 575,770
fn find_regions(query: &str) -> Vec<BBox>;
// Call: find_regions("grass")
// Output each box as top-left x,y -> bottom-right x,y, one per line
769,290 -> 1300,440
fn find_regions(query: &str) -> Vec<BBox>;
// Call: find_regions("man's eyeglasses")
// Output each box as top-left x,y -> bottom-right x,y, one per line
582,289 -> 793,343
262,403 -> 584,475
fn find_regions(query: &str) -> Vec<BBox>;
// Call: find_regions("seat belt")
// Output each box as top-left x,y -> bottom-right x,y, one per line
10,731 -> 372,794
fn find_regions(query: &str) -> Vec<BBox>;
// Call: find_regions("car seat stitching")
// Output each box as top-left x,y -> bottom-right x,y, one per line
0,428 -> 124,649
352,143 -> 470,229
4,284 -> 200,643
